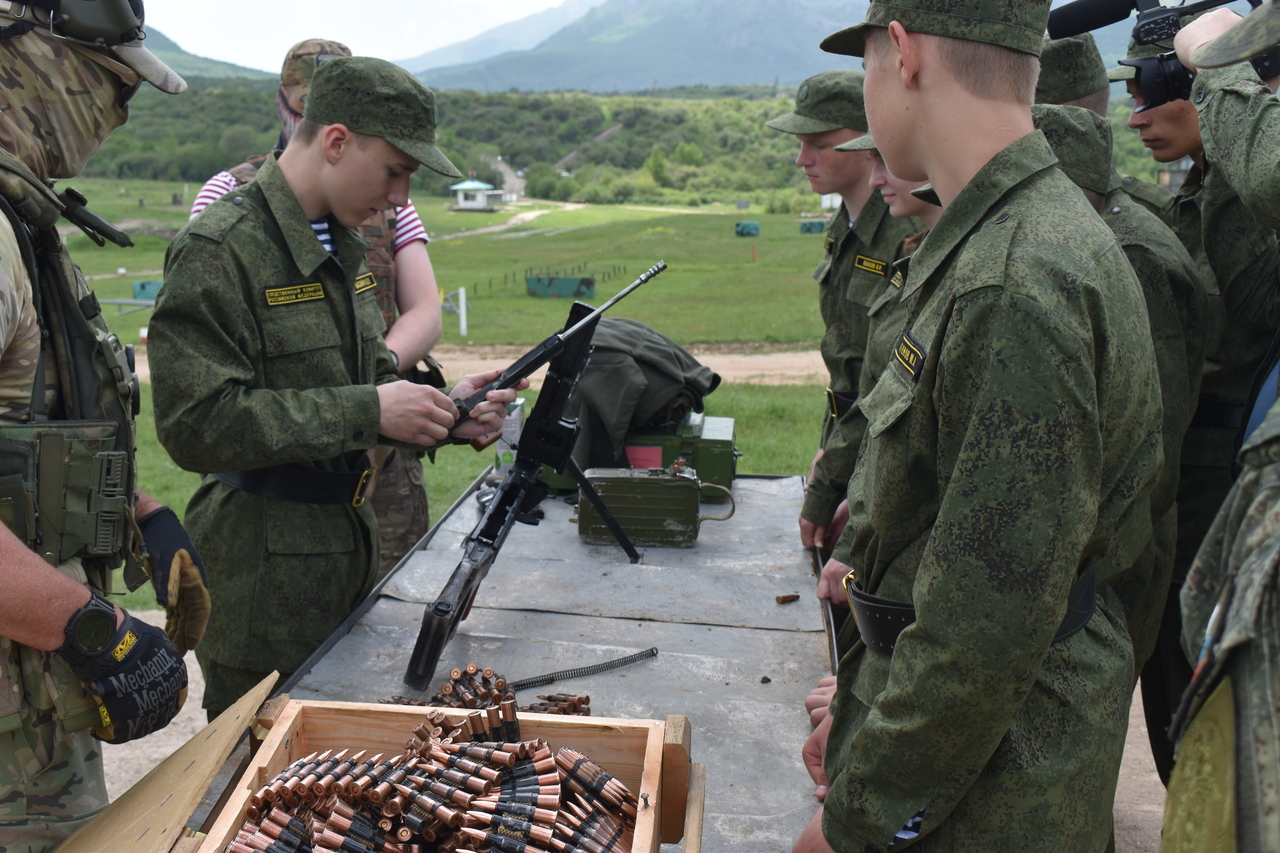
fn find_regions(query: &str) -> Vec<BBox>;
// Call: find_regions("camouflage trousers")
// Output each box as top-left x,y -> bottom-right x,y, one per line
368,448 -> 430,584
0,645 -> 108,853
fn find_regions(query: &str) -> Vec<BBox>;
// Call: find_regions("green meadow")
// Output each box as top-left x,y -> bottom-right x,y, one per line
74,189 -> 829,607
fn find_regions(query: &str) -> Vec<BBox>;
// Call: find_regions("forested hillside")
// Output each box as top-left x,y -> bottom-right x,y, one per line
84,82 -> 1162,209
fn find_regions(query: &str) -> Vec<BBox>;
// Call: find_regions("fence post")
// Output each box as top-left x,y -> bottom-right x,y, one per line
458,287 -> 468,338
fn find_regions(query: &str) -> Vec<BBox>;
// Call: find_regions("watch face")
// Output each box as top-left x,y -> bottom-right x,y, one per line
75,609 -> 116,653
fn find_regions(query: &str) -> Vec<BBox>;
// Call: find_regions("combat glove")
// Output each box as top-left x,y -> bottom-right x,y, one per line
139,505 -> 210,654
56,595 -> 189,744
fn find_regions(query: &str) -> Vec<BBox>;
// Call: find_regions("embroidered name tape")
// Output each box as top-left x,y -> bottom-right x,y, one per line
895,331 -> 926,381
265,282 -> 325,306
354,272 -> 377,294
855,255 -> 888,276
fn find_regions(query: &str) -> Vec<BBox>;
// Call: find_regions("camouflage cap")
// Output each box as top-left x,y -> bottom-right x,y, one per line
766,70 -> 868,134
305,56 -> 463,178
1192,2 -> 1280,68
1037,34 -> 1109,103
281,38 -> 352,88
0,2 -> 185,93
834,133 -> 879,151
1031,103 -> 1111,195
822,0 -> 1051,59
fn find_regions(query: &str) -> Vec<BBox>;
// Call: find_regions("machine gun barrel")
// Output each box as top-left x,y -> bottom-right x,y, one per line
452,261 -> 667,423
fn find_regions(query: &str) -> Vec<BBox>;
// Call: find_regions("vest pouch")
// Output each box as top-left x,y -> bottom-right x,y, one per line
0,421 -> 124,565
0,639 -> 21,735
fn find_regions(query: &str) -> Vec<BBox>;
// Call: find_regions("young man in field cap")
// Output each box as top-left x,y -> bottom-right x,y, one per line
766,71 -> 917,562
149,57 -> 522,719
797,2 -> 1165,850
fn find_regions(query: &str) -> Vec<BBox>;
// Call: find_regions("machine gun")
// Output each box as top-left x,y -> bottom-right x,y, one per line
404,262 -> 667,690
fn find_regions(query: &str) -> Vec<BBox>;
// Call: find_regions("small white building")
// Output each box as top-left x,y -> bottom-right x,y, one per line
450,179 -> 505,211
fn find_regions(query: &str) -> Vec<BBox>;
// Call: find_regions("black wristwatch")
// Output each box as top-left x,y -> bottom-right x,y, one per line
61,592 -> 118,658
388,349 -> 400,371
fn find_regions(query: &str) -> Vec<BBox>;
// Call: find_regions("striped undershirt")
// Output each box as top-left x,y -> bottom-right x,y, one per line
189,170 -> 429,250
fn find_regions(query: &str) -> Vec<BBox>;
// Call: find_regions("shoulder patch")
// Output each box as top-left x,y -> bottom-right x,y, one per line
187,197 -> 251,243
265,282 -> 325,306
354,272 -> 377,294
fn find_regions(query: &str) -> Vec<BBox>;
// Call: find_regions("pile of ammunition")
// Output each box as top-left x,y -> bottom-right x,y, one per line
380,663 -> 591,717
225,708 -> 638,853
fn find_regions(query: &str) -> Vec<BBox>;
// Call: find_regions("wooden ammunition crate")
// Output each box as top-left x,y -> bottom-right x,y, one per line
197,700 -> 705,853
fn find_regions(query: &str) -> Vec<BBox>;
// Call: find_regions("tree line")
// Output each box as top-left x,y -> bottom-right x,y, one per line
84,79 -> 1162,211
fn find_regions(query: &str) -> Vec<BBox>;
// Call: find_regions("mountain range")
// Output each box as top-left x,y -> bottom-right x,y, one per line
148,0 -> 1263,93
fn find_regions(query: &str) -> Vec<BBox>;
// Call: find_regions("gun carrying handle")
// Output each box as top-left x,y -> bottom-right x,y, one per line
697,486 -> 736,522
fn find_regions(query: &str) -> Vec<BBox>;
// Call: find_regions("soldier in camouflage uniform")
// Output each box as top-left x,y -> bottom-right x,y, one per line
1110,29 -> 1280,784
150,57 -> 518,720
192,38 -> 444,581
765,71 -> 918,556
797,2 -> 1164,850
1032,103 -> 1211,675
0,6 -> 195,850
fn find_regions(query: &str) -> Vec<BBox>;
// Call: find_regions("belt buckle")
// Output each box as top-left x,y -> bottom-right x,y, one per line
825,387 -> 838,420
351,467 -> 374,507
842,567 -> 864,622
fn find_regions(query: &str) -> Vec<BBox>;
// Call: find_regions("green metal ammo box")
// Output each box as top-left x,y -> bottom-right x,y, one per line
624,413 -> 738,502
577,465 -> 733,548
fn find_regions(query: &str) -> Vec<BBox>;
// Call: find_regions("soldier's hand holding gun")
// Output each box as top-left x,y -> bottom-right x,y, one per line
377,369 -> 527,446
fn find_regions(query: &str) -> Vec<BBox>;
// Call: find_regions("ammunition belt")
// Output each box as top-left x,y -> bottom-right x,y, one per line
847,569 -> 1096,655
214,464 -> 374,507
1190,398 -> 1247,431
826,388 -> 858,420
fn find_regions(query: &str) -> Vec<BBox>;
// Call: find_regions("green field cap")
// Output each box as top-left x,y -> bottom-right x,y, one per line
766,70 -> 868,134
1037,33 -> 1109,103
834,133 -> 879,152
305,56 -> 463,178
821,0 -> 1051,59
1031,103 -> 1111,195
1192,1 -> 1280,68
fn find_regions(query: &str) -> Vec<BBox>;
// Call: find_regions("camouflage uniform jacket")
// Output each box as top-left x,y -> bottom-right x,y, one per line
1168,398 -> 1280,853
803,194 -> 917,528
150,153 -> 399,673
822,132 -> 1163,852
1101,178 -> 1210,669
1163,155 -> 1280,467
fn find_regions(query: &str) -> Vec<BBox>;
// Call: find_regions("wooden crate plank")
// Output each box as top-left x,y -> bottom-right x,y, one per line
662,714 -> 692,843
684,762 -> 707,853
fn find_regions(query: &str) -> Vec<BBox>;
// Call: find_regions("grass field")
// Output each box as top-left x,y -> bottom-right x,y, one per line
63,186 -> 831,609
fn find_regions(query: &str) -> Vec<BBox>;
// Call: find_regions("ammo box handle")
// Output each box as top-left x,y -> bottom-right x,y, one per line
698,486 -> 735,523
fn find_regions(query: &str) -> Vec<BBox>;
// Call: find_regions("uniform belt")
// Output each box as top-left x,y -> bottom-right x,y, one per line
845,569 -> 1096,655
1190,398 -> 1246,430
213,464 -> 374,507
826,388 -> 858,420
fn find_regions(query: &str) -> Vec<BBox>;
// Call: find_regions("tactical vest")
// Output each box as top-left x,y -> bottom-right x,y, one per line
0,150 -> 141,591
227,157 -> 401,331
0,151 -> 143,735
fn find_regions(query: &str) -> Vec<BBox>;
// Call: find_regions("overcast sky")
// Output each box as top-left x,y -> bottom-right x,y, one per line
146,0 -> 566,72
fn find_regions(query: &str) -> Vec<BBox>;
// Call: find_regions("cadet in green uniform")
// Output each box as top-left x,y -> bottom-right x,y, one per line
1033,103 -> 1210,674
150,57 -> 519,719
0,5 -> 195,850
1112,31 -> 1280,784
798,2 -> 1164,850
805,132 -> 942,726
765,71 -> 917,554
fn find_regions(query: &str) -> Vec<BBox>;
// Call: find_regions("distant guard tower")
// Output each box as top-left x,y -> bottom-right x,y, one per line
450,179 -> 505,211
